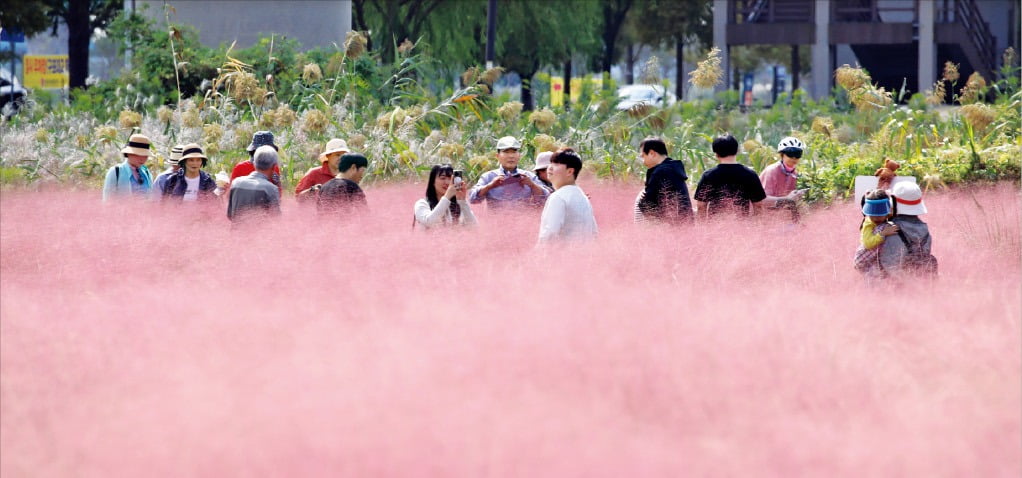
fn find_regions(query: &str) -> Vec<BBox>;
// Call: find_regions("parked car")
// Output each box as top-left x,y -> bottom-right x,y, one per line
0,69 -> 27,116
615,84 -> 676,110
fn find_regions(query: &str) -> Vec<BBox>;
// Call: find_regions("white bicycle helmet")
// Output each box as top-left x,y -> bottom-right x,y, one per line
777,136 -> 805,152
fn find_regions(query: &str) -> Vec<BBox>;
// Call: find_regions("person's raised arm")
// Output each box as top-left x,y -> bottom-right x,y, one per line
468,171 -> 496,204
454,182 -> 478,227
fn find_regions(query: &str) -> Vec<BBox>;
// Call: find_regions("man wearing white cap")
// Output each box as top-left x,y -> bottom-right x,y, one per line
103,133 -> 154,201
879,182 -> 937,277
469,136 -> 549,210
295,138 -> 350,201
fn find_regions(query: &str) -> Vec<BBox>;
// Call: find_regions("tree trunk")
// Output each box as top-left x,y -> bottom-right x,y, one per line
563,59 -> 572,111
791,44 -> 800,92
601,0 -> 632,89
625,44 -> 634,84
352,0 -> 368,30
66,0 -> 91,89
521,74 -> 534,111
675,38 -> 684,100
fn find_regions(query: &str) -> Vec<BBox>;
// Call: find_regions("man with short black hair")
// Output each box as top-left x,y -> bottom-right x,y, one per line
693,134 -> 800,219
538,148 -> 597,243
634,136 -> 693,224
318,152 -> 369,215
227,145 -> 281,222
469,136 -> 549,211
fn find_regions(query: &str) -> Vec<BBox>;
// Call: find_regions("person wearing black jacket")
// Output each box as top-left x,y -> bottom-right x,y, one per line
634,137 -> 693,224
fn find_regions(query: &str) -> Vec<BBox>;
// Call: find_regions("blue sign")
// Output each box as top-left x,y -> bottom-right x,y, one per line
0,28 -> 26,43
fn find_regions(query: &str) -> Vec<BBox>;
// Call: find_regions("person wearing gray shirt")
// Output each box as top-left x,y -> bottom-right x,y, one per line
227,145 -> 281,222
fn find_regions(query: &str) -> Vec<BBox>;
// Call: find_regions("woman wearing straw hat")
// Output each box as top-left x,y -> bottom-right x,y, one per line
162,143 -> 217,202
295,138 -> 350,201
103,133 -> 155,201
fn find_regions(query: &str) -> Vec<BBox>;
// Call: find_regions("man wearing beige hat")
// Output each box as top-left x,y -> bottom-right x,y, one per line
295,138 -> 350,201
103,133 -> 154,201
151,144 -> 184,198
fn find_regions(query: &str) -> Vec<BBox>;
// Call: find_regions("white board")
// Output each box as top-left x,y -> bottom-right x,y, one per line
853,176 -> 917,204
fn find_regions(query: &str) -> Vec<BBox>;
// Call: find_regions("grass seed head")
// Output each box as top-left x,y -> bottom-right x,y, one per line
689,47 -> 723,89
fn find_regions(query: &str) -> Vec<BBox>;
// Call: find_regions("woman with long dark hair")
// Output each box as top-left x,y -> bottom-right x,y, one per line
414,164 -> 478,229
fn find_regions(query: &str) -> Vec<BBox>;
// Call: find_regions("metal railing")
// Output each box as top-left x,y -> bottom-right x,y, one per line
937,0 -> 996,73
832,0 -> 917,23
730,0 -> 814,24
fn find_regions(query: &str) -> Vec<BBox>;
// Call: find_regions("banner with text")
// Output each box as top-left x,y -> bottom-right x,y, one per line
24,55 -> 69,89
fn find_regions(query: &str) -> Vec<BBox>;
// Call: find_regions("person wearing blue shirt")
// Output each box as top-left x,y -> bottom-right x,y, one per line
103,133 -> 154,201
468,136 -> 549,211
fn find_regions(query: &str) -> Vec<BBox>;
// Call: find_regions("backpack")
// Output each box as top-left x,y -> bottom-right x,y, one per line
896,230 -> 938,276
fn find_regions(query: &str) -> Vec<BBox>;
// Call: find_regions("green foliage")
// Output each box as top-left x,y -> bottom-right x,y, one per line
5,29 -> 1020,201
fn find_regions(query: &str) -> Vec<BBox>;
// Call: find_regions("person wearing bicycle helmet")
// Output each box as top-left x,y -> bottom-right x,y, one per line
760,136 -> 804,197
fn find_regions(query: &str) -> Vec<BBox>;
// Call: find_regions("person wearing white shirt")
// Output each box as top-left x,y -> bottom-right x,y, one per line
414,164 -> 478,229
537,148 -> 598,243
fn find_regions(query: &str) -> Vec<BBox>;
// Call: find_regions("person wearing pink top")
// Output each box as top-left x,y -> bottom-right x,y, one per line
759,136 -> 806,222
759,136 -> 803,196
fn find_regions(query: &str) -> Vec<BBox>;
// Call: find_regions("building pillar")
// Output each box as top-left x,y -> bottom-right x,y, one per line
918,0 -> 936,93
713,0 -> 729,93
811,0 -> 831,99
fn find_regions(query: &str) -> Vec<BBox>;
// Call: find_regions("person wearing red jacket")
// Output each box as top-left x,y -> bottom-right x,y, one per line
295,138 -> 350,202
230,131 -> 282,193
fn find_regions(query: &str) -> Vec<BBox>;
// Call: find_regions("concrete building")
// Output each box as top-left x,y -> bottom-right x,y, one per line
133,0 -> 352,50
713,0 -> 1020,99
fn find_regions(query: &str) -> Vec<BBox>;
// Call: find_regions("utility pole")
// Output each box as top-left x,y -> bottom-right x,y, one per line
485,0 -> 496,69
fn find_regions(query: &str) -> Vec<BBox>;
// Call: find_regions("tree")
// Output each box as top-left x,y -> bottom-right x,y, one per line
494,0 -> 601,110
353,0 -> 447,61
599,0 -> 633,77
354,0 -> 602,110
0,0 -> 51,37
44,0 -> 122,89
631,0 -> 712,99
0,0 -> 50,62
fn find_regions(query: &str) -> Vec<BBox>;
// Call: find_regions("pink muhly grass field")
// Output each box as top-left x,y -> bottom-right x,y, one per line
1,181 -> 1019,476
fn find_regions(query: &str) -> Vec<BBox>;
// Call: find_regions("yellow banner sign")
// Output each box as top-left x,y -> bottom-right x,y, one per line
23,55 -> 69,89
550,76 -> 603,107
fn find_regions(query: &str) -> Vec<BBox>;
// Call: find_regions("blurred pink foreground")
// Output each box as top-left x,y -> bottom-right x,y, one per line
2,182 -> 1019,476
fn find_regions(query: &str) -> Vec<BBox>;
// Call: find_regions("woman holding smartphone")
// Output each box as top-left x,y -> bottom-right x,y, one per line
413,164 -> 478,229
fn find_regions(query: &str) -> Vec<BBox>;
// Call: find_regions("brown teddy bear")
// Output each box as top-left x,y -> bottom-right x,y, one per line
875,158 -> 900,190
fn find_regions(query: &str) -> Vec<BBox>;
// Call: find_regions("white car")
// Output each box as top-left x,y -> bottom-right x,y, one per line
0,69 -> 27,116
615,84 -> 676,110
